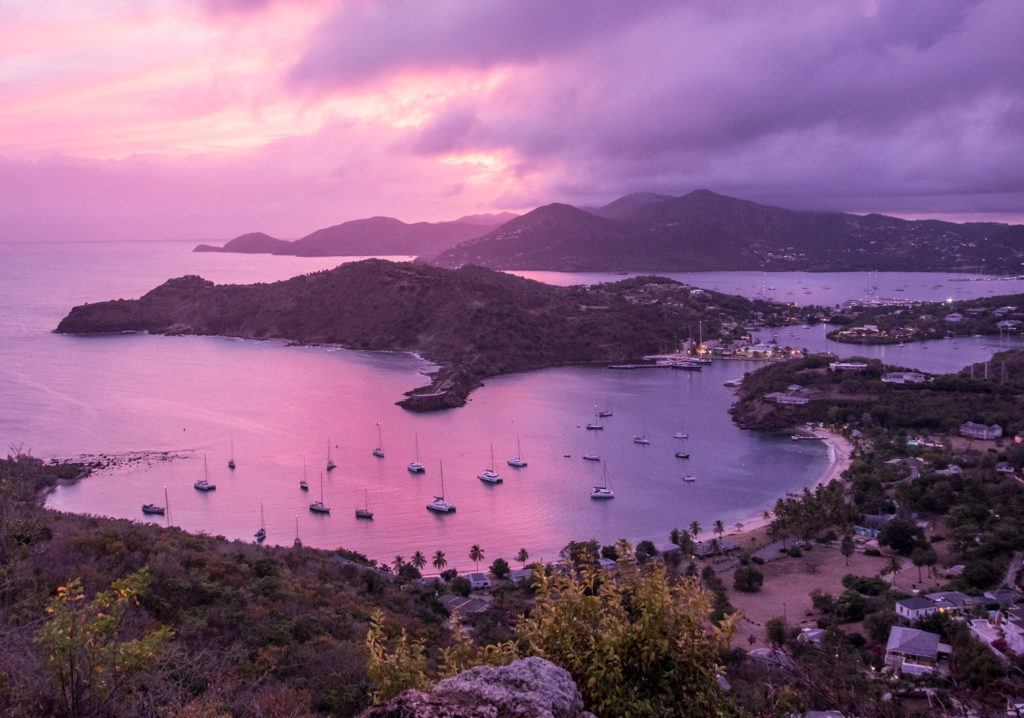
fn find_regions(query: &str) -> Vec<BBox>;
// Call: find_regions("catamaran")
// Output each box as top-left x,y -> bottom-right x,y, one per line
478,443 -> 503,484
372,422 -> 385,458
194,454 -> 216,491
586,422 -> 604,430
673,431 -> 689,439
582,454 -> 601,461
299,458 -> 309,491
507,435 -> 527,467
633,420 -> 650,445
408,433 -> 426,474
591,463 -> 615,499
426,461 -> 456,513
675,451 -> 691,459
326,438 -> 336,472
254,503 -> 266,543
309,472 -> 330,514
596,408 -> 613,418
355,489 -> 374,520
228,437 -> 236,470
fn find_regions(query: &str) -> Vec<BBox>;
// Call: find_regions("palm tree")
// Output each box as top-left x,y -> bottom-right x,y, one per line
713,519 -> 725,540
469,544 -> 485,572
410,550 -> 427,572
392,555 -> 405,573
515,548 -> 529,568
689,521 -> 701,538
432,550 -> 447,572
885,555 -> 903,587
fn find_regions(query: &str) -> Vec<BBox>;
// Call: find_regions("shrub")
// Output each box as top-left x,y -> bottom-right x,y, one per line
450,576 -> 471,597
733,566 -> 764,593
490,557 -> 510,580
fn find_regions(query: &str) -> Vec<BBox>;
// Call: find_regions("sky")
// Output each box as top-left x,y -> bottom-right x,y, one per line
1,0 -> 1022,241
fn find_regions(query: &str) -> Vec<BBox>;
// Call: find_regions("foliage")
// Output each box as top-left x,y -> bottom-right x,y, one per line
489,557 -> 510,580
364,610 -> 430,704
518,543 -> 741,717
437,612 -> 518,679
732,565 -> 764,593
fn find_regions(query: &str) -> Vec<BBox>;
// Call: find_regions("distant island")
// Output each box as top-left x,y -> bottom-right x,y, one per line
193,213 -> 516,257
827,292 -> 1024,345
432,190 -> 1024,273
56,260 -> 805,411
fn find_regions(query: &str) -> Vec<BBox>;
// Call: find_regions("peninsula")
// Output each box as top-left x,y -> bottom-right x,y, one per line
55,259 -> 801,411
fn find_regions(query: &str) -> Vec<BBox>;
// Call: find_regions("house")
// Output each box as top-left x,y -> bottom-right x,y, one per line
944,312 -> 964,323
983,588 -> 1020,607
935,464 -> 963,476
997,319 -> 1022,331
884,626 -> 949,674
764,392 -> 810,406
896,597 -> 942,622
925,591 -> 982,613
882,371 -> 929,384
959,421 -> 1003,440
994,305 -> 1019,317
1003,605 -> 1024,655
996,462 -> 1016,475
829,361 -> 868,373
467,572 -> 492,590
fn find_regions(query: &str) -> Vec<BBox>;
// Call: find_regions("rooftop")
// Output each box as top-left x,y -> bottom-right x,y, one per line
886,626 -> 941,659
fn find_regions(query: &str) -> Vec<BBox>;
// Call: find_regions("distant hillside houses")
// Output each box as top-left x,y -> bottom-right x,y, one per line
881,371 -> 930,384
959,421 -> 1003,440
944,312 -> 964,323
828,361 -> 868,373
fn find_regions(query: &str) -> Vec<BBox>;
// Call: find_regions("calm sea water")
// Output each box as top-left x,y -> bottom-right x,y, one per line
2,241 -> 1020,568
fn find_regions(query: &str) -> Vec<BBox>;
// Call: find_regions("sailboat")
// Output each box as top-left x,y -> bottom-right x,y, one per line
596,407 -> 613,418
309,472 -> 330,514
426,461 -> 456,513
326,438 -> 336,472
586,422 -> 605,430
507,435 -> 527,468
675,451 -> 691,459
372,422 -> 385,458
228,437 -> 236,470
254,503 -> 266,543
633,420 -> 650,445
141,485 -> 166,515
478,443 -> 503,483
673,431 -> 689,439
355,489 -> 374,519
299,458 -> 309,491
681,475 -> 696,482
194,454 -> 216,491
591,463 -> 615,499
407,433 -> 426,474
292,516 -> 302,548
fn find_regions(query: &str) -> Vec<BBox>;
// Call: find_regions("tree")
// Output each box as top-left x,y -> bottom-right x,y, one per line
911,545 -> 937,583
35,568 -> 172,718
490,557 -> 510,580
635,540 -> 658,564
469,544 -> 485,572
671,527 -> 694,556
840,535 -> 855,566
560,540 -> 600,571
433,550 -> 447,572
713,519 -> 725,540
364,609 -> 430,703
733,565 -> 764,593
392,555 -> 405,573
878,518 -> 923,555
884,555 -> 903,587
515,548 -> 529,568
689,520 -> 702,538
410,550 -> 427,572
765,616 -> 790,647
518,559 -> 741,716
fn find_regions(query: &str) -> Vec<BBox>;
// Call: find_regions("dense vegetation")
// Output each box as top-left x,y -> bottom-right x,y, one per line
434,189 -> 1024,272
56,259 -> 798,410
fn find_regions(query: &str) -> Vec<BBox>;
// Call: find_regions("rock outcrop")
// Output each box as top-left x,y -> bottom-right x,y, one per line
358,657 -> 595,718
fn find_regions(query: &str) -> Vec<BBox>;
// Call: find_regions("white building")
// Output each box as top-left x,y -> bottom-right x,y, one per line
884,626 -> 949,674
467,572 -> 492,590
959,421 -> 1003,440
829,361 -> 868,373
881,371 -> 929,384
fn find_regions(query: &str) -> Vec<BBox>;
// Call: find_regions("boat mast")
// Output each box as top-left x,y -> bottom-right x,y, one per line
378,422 -> 384,451
164,486 -> 170,527
260,502 -> 265,530
489,442 -> 495,471
440,461 -> 445,499
319,472 -> 325,504
517,434 -> 523,460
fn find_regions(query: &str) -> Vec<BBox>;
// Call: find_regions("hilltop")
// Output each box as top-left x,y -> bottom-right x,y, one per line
432,189 -> 1024,272
56,259 -> 796,410
193,214 -> 511,257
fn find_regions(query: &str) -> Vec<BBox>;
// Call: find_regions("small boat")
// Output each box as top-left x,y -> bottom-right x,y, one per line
426,461 -> 456,513
255,503 -> 266,543
309,472 -> 330,514
355,488 -> 374,520
586,423 -> 604,430
507,435 -> 527,467
478,443 -> 503,484
228,437 -> 236,470
299,458 -> 309,491
671,360 -> 702,371
563,453 -> 571,458
141,503 -> 165,515
591,463 -> 615,500
597,409 -> 613,418
633,420 -> 650,445
292,515 -> 302,548
675,451 -> 690,459
194,455 -> 216,491
372,422 -> 385,458
582,454 -> 601,461
408,433 -> 426,473
673,432 -> 689,439
681,475 -> 696,482
326,437 -> 336,472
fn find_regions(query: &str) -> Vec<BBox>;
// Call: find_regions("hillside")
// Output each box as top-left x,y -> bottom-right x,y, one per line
433,189 -> 1024,272
193,215 -> 507,257
56,259 -> 795,410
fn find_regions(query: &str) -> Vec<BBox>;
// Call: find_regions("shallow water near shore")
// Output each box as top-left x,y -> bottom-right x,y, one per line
1,240 -> 1020,566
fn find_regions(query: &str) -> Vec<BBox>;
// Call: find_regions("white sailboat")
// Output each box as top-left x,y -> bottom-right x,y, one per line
507,435 -> 527,468
309,472 -> 330,514
254,503 -> 266,543
372,422 -> 385,458
633,419 -> 650,445
408,433 -> 426,474
356,488 -> 374,519
194,454 -> 216,491
478,443 -> 503,483
228,437 -> 236,470
326,438 -> 336,472
591,463 -> 615,499
426,461 -> 456,513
